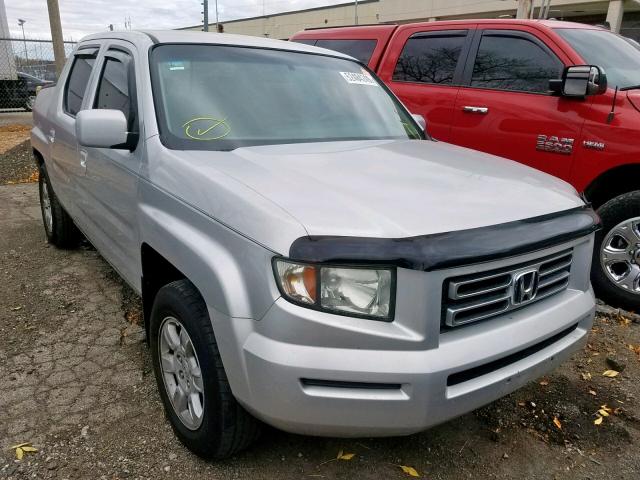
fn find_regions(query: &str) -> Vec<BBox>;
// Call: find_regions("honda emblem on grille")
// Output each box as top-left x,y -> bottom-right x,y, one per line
512,269 -> 540,305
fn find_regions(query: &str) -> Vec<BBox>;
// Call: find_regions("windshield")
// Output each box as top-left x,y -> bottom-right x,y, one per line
555,28 -> 640,89
150,44 -> 423,151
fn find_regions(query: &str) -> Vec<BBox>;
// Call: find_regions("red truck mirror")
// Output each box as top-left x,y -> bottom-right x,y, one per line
550,65 -> 608,98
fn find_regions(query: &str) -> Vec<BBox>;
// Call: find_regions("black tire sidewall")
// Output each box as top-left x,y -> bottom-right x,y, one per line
149,281 -> 226,458
592,191 -> 640,310
38,164 -> 55,242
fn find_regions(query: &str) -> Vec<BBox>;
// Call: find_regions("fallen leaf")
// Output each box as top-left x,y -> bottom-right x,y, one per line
602,370 -> 619,378
15,447 -> 23,460
581,372 -> 592,381
594,416 -> 603,425
10,443 -> 29,449
335,450 -> 355,461
598,409 -> 610,417
589,389 -> 597,396
21,446 -> 38,453
614,407 -> 623,415
553,417 -> 562,429
10,306 -> 22,311
540,380 -> 549,386
400,465 -> 420,477
517,401 -> 526,407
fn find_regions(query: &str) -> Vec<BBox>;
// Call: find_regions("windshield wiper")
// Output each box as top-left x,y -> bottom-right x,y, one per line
620,84 -> 640,91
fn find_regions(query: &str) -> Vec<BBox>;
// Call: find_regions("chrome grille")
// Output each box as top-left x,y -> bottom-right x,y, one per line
443,249 -> 573,328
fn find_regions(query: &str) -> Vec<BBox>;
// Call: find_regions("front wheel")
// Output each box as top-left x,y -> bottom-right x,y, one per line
149,279 -> 261,459
592,191 -> 640,310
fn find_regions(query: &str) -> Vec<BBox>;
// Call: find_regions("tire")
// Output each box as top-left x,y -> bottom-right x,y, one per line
38,163 -> 79,248
149,279 -> 261,459
24,95 -> 35,112
592,190 -> 640,310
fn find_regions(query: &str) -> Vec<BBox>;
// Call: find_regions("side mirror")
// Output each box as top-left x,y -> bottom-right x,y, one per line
550,65 -> 607,97
412,114 -> 426,132
76,109 -> 130,149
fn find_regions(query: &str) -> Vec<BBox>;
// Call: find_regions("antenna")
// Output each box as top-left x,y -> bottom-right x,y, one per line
607,86 -> 618,124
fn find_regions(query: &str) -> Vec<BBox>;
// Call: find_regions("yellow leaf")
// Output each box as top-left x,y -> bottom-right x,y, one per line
600,404 -> 612,412
15,447 -> 24,460
21,446 -> 38,453
594,416 -> 603,425
553,417 -> 562,429
400,465 -> 420,477
10,443 -> 30,449
598,409 -> 610,417
336,449 -> 343,460
602,370 -> 619,378
338,453 -> 356,461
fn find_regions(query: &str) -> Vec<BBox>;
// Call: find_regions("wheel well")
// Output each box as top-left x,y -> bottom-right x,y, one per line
140,243 -> 186,340
32,149 -> 44,166
584,164 -> 640,209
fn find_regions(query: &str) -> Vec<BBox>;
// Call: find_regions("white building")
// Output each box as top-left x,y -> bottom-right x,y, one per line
0,0 -> 17,80
180,0 -> 640,41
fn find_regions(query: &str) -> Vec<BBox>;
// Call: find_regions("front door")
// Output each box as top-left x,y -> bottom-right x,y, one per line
78,41 -> 142,286
449,26 -> 592,181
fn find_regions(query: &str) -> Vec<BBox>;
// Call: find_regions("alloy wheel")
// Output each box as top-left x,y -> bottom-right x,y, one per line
600,216 -> 640,295
158,316 -> 205,430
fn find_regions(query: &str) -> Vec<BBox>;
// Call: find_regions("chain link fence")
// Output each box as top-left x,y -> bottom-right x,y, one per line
0,38 -> 76,112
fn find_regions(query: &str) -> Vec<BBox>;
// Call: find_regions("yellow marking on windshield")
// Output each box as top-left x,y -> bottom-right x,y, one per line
182,117 -> 231,141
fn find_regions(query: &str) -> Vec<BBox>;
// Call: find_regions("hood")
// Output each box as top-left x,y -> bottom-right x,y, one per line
176,140 -> 583,245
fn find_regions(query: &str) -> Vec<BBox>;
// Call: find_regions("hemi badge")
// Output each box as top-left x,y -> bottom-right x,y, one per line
583,140 -> 605,151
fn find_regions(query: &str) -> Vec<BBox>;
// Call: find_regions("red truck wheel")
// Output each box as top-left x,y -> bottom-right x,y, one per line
592,191 -> 640,310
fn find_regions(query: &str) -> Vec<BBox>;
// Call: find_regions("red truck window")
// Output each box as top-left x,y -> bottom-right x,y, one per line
312,39 -> 378,64
392,31 -> 468,85
470,34 -> 563,93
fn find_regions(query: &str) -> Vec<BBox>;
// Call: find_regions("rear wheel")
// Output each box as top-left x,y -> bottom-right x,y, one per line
38,163 -> 79,248
24,95 -> 35,112
149,279 -> 261,458
592,191 -> 640,310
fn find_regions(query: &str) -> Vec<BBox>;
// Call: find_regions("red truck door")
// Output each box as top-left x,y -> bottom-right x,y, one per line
449,26 -> 592,180
377,24 -> 475,143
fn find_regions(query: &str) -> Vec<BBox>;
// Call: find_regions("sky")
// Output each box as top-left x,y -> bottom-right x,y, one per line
5,0 -> 350,41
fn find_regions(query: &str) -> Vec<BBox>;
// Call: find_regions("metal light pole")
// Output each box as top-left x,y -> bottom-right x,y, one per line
18,19 -> 28,64
355,0 -> 359,25
215,0 -> 219,32
202,0 -> 208,31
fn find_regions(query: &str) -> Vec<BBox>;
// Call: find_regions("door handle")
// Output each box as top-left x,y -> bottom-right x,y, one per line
48,129 -> 55,143
463,106 -> 489,114
79,149 -> 87,170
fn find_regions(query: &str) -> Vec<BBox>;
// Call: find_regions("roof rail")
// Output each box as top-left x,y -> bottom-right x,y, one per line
304,23 -> 396,31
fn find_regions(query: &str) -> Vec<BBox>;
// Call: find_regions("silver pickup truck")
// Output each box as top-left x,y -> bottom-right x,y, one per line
31,30 -> 598,459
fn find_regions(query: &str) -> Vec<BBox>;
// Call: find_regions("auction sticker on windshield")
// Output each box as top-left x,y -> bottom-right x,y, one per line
340,71 -> 378,86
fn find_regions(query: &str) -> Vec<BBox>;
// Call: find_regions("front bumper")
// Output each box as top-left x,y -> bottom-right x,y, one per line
211,236 -> 595,437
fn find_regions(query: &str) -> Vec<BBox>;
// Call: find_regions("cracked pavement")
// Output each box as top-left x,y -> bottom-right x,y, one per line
1,183 -> 639,479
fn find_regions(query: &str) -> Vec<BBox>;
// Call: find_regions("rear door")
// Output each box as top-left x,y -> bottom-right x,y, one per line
377,25 -> 474,142
78,41 -> 142,286
49,45 -> 99,214
449,26 -> 590,180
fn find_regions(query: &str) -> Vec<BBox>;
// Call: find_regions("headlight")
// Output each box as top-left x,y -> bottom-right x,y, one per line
273,259 -> 395,320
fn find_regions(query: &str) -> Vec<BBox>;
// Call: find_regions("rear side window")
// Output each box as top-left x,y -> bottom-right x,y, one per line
393,31 -> 468,84
94,50 -> 134,128
64,51 -> 97,116
471,34 -> 563,93
314,39 -> 377,64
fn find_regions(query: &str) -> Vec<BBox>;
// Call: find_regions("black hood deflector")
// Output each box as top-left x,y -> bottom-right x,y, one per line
289,206 -> 600,271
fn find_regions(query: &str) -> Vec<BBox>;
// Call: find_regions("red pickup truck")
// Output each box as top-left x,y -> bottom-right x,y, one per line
292,20 -> 640,310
